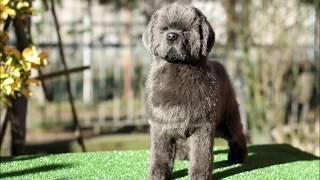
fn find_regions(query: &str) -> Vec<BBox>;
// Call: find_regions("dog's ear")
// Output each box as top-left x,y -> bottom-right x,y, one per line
201,17 -> 215,56
195,9 -> 215,56
142,12 -> 159,53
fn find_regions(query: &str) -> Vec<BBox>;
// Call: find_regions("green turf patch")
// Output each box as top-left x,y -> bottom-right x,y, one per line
1,144 -> 319,179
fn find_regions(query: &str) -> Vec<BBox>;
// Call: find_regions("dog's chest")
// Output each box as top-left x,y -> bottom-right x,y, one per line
147,64 -> 218,125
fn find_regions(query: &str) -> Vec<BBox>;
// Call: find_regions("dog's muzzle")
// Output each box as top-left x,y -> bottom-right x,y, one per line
164,48 -> 197,65
165,47 -> 180,62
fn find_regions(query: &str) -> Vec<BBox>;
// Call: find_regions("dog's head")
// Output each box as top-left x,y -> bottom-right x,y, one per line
142,3 -> 215,64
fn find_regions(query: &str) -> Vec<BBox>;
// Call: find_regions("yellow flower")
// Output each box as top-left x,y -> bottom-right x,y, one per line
0,65 -> 8,78
19,60 -> 32,71
0,31 -> 9,45
1,77 -> 13,95
22,47 -> 49,67
25,78 -> 39,85
2,77 -> 14,85
0,76 -> 23,96
4,46 -> 22,59
0,64 -> 5,73
2,85 -> 12,95
21,87 -> 32,97
22,46 -> 41,65
12,68 -> 21,77
0,73 -> 8,78
39,51 -> 48,66
5,56 -> 13,65
0,0 -> 10,5
16,1 -> 30,10
0,3 -> 16,20
12,77 -> 21,90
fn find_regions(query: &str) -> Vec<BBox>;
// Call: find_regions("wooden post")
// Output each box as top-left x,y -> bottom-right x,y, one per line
82,0 -> 93,104
122,8 -> 133,123
315,1 -> 319,67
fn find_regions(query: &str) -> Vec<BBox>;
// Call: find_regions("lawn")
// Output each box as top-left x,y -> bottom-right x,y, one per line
0,144 -> 319,179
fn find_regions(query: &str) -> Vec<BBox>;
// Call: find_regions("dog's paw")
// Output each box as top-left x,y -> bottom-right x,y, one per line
227,146 -> 248,163
149,164 -> 172,180
189,172 -> 212,180
150,171 -> 170,180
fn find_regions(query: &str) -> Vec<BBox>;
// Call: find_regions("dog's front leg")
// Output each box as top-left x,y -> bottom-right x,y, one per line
149,125 -> 176,180
188,126 -> 214,180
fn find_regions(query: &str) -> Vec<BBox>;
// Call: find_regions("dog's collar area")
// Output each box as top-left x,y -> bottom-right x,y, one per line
161,56 -> 208,67
164,59 -> 196,65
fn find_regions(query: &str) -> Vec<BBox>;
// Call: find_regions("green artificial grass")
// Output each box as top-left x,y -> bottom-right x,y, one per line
1,144 -> 319,179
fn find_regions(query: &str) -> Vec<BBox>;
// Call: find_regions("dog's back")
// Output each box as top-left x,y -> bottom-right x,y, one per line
207,60 -> 239,123
208,60 -> 246,148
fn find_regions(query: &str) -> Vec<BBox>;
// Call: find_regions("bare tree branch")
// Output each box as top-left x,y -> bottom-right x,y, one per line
50,0 -> 86,152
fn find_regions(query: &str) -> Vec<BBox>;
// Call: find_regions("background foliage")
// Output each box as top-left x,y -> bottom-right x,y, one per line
0,0 -> 319,156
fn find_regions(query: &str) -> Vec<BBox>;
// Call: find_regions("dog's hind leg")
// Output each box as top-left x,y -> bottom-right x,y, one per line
223,103 -> 248,163
149,125 -> 176,180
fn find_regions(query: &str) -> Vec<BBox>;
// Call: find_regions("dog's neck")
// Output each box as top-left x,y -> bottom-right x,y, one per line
197,55 -> 208,67
158,56 -> 208,68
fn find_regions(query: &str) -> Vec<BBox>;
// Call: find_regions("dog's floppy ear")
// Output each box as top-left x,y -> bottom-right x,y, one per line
201,17 -> 215,56
196,9 -> 215,56
142,12 -> 159,53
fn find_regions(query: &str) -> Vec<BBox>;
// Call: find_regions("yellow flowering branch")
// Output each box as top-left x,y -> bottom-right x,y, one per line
0,0 -> 33,25
0,0 -> 48,106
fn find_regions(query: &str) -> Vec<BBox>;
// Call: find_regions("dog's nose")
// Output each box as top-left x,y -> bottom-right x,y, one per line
167,32 -> 178,41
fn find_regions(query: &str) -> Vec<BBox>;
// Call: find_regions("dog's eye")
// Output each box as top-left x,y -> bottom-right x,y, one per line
182,29 -> 188,32
162,27 -> 168,31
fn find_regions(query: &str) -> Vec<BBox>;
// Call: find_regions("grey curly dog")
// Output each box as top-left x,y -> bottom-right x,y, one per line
142,3 -> 248,180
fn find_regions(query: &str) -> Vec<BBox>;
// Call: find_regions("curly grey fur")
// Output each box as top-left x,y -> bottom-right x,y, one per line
143,0 -> 191,19
143,3 -> 248,180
